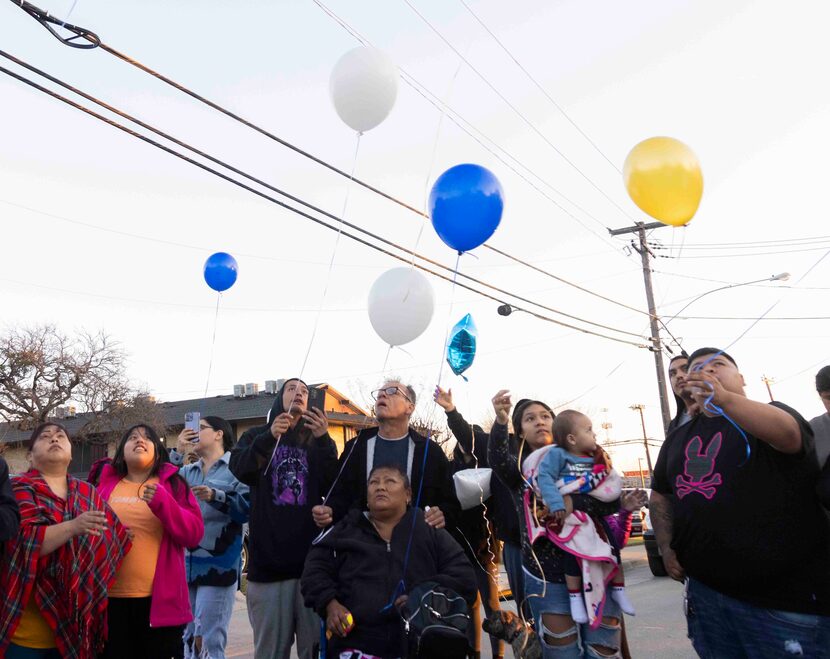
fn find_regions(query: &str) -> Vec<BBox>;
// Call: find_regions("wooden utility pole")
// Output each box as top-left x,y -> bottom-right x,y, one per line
609,221 -> 672,431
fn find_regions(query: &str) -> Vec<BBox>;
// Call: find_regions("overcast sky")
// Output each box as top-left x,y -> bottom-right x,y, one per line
2,0 -> 829,469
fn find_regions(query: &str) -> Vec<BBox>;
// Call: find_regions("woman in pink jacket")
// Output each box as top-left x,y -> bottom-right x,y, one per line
95,424 -> 204,659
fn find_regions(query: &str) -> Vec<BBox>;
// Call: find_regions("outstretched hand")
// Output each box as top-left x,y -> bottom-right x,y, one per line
433,386 -> 455,413
491,389 -> 512,425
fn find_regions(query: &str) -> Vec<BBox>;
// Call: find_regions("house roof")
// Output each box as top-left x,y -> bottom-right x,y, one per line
0,383 -> 373,445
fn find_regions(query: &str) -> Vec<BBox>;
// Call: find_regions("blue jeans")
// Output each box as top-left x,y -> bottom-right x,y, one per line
524,569 -> 621,658
685,577 -> 830,658
184,584 -> 237,659
503,541 -> 528,619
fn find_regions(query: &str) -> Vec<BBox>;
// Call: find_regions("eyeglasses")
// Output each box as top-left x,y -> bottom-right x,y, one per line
371,386 -> 412,403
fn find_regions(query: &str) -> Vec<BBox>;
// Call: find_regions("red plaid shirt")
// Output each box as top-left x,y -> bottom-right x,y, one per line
0,470 -> 130,658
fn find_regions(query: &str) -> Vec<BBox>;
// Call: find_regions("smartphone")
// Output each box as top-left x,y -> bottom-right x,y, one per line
307,387 -> 326,413
185,412 -> 201,442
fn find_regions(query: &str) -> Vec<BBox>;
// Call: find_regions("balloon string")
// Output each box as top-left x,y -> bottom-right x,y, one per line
297,131 -> 362,380
409,55 -> 467,267
436,251 -> 463,387
381,344 -> 392,374
383,250 -> 463,612
199,292 -> 222,417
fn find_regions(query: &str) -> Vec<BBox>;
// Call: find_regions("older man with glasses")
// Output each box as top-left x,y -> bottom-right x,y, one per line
312,379 -> 460,532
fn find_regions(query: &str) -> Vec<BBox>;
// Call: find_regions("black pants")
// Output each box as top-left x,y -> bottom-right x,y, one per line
101,597 -> 184,659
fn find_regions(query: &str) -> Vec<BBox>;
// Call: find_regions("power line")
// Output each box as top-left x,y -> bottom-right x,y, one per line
673,315 -> 830,321
399,0 -> 635,223
84,0 -> 632,261
88,1 -> 641,296
0,60 -> 648,348
654,240 -> 830,251
310,0 -> 632,256
0,199 -> 382,270
0,50 -> 646,339
456,0 -> 620,174
656,245 -> 830,259
658,234 -> 830,248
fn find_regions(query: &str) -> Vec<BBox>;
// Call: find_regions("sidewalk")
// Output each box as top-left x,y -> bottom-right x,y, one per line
225,543 -> 649,658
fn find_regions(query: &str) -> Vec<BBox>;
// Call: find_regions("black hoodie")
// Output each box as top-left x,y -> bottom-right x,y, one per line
301,507 -> 476,658
229,379 -> 338,582
326,426 -> 461,529
0,458 -> 20,550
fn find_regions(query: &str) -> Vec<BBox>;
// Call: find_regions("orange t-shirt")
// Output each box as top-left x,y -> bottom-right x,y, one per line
11,595 -> 57,649
108,478 -> 163,597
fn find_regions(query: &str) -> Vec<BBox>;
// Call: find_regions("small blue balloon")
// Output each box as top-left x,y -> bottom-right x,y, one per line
203,252 -> 238,292
429,164 -> 504,253
446,313 -> 477,378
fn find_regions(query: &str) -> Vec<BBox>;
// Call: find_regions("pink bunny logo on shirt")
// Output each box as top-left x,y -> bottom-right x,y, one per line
675,433 -> 723,500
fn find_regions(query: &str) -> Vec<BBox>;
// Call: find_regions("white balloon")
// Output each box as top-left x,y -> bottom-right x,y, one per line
368,267 -> 435,346
330,47 -> 398,133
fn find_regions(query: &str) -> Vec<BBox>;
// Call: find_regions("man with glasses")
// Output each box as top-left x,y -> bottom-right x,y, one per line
313,379 -> 459,531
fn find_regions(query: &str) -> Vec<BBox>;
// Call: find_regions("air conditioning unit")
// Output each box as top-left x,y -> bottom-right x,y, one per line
264,380 -> 278,394
66,406 -> 77,419
245,382 -> 259,396
233,384 -> 245,398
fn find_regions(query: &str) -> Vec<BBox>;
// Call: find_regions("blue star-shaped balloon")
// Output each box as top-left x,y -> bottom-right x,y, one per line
446,313 -> 477,379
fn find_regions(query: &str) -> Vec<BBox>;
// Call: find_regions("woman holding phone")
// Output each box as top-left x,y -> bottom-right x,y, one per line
178,416 -> 250,659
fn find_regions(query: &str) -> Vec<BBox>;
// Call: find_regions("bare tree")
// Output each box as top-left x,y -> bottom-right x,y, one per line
0,325 -> 130,427
75,393 -> 169,445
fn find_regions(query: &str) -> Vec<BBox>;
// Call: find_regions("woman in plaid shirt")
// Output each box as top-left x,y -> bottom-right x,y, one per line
0,422 -> 131,659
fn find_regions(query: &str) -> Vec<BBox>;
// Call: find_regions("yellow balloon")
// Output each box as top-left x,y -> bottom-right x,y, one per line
623,137 -> 703,227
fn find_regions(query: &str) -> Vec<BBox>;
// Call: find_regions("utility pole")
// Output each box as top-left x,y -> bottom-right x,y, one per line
637,457 -> 646,488
761,375 -> 775,401
609,221 -> 672,432
630,403 -> 654,478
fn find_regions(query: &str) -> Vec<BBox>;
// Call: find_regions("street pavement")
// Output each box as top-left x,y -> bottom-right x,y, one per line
225,543 -> 694,658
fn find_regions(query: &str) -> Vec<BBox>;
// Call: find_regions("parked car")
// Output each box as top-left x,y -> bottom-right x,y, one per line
621,487 -> 648,537
641,505 -> 667,577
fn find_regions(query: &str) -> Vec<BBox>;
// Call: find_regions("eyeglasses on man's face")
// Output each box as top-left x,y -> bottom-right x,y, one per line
371,386 -> 412,403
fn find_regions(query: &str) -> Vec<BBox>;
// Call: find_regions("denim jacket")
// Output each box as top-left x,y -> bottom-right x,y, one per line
180,452 -> 250,587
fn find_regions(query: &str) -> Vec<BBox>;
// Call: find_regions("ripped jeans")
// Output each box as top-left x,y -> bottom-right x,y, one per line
524,569 -> 622,658
685,577 -> 830,658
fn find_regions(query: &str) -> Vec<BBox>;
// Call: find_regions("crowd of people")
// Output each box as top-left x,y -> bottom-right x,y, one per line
0,353 -> 828,658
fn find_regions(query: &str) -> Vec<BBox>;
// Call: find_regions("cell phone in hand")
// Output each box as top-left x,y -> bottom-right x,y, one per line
185,412 -> 201,442
307,387 -> 326,413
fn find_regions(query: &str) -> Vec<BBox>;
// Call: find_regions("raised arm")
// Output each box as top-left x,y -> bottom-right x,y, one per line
229,426 -> 276,486
686,371 -> 801,453
488,389 -> 521,488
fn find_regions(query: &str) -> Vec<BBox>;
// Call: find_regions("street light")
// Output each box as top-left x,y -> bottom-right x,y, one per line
663,272 -> 790,326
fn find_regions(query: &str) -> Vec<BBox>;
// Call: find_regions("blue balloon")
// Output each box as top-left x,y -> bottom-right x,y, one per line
203,252 -> 238,292
429,164 -> 504,253
446,313 -> 477,378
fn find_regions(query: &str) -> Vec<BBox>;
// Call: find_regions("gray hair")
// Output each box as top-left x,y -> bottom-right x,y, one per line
382,377 -> 417,405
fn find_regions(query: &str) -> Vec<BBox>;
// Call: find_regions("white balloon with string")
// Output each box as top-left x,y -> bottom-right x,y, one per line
367,267 -> 435,347
330,46 -> 398,133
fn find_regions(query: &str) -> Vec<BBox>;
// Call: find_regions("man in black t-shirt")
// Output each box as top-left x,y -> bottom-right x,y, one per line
650,347 -> 830,657
312,379 -> 460,531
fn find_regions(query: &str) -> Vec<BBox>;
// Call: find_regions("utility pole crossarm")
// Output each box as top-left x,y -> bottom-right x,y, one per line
607,221 -> 664,236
